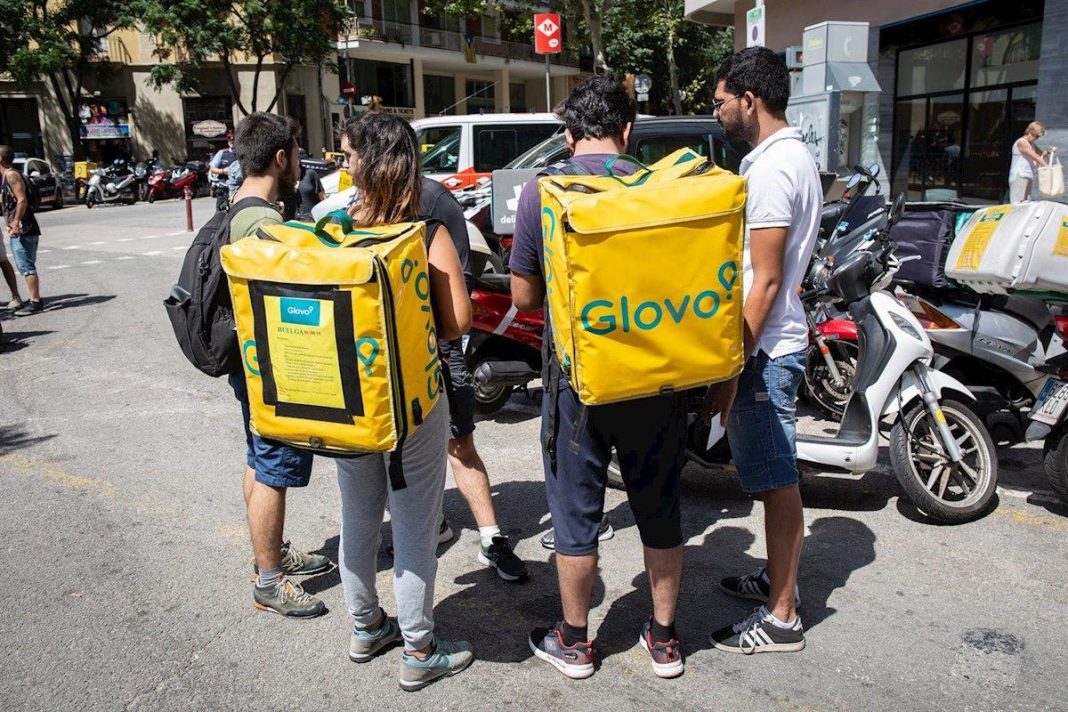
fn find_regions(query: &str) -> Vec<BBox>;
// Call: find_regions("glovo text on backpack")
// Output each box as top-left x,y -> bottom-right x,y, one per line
538,149 -> 747,405
221,211 -> 441,486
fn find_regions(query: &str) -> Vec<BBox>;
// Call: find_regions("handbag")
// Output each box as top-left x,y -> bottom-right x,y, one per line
1038,153 -> 1064,197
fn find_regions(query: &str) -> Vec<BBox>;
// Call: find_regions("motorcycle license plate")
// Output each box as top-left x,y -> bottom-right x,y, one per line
1031,378 -> 1068,426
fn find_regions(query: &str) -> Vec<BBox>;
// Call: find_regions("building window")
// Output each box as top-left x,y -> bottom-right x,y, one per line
356,59 -> 414,108
424,75 -> 456,116
286,94 -> 308,149
896,39 -> 967,96
971,23 -> 1041,88
0,98 -> 43,158
182,96 -> 233,161
465,80 -> 494,114
509,83 -> 527,112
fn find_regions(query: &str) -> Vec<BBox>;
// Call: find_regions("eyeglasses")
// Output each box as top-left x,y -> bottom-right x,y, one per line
712,95 -> 743,113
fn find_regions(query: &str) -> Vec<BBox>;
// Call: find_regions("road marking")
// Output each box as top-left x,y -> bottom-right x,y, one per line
81,260 -> 102,265
168,230 -> 188,236
116,237 -> 134,242
996,486 -> 1062,505
169,245 -> 186,250
143,251 -> 163,256
142,235 -> 160,239
90,241 -> 107,245
994,507 -> 1068,533
37,249 -> 53,253
61,245 -> 80,250
115,255 -> 136,261
48,265 -> 70,270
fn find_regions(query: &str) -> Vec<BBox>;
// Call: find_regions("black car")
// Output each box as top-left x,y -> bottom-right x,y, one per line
12,157 -> 64,210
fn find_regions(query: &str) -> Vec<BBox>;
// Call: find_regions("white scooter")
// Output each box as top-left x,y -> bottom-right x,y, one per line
84,159 -> 142,208
795,194 -> 998,522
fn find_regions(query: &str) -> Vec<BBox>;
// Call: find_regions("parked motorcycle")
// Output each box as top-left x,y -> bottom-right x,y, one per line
146,161 -> 209,203
1025,305 -> 1068,506
85,159 -> 140,208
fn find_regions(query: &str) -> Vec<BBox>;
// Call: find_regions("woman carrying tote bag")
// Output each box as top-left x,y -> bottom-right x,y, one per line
1009,121 -> 1058,202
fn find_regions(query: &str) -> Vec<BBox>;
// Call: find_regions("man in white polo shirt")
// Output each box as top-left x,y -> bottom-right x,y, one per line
703,46 -> 822,654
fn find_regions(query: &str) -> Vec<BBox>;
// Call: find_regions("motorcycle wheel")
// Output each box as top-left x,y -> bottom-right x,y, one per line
890,398 -> 998,523
472,358 -> 514,415
1042,427 -> 1068,506
85,195 -> 95,209
147,191 -> 156,204
803,340 -> 858,419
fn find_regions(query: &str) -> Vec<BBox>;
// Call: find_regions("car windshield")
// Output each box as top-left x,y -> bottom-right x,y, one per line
507,134 -> 568,169
416,126 -> 462,173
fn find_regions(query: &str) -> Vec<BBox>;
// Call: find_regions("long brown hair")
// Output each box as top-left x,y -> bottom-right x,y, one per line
344,113 -> 422,226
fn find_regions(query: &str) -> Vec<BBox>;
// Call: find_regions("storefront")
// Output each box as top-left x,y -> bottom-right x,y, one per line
884,3 -> 1044,201
79,98 -> 133,164
182,96 -> 235,163
0,98 -> 43,157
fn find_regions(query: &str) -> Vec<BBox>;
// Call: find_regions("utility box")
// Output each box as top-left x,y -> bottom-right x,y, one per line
802,21 -> 870,65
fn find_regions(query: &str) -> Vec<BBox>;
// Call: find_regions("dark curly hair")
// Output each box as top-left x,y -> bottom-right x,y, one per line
715,47 -> 791,113
554,75 -> 636,143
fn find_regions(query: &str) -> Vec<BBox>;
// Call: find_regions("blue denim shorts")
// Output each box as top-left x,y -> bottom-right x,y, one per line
228,371 -> 314,488
727,349 -> 806,494
10,235 -> 39,275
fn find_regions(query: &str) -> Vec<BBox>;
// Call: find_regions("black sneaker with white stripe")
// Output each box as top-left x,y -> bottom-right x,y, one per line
719,567 -> 801,607
711,606 -> 805,654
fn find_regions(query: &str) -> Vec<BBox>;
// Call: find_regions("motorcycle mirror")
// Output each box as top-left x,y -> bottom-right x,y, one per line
852,164 -> 871,178
888,192 -> 907,227
869,163 -> 880,178
846,173 -> 862,190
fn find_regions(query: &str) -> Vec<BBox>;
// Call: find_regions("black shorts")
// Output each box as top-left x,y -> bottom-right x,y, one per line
440,338 -> 476,440
542,382 -> 686,556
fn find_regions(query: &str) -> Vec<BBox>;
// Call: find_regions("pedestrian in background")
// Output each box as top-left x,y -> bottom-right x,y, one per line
0,220 -> 25,311
1,145 -> 44,316
334,112 -> 473,692
209,132 -> 237,211
1009,121 -> 1055,203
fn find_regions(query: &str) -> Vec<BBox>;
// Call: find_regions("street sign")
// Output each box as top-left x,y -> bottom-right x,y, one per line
635,73 -> 653,94
746,4 -> 765,48
191,120 -> 227,138
534,13 -> 561,54
341,82 -> 357,100
637,92 -> 649,102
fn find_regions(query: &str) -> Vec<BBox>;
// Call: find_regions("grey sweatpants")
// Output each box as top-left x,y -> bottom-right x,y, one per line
336,401 -> 447,651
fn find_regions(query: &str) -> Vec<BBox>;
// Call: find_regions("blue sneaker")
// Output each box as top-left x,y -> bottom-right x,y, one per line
399,639 -> 474,691
349,609 -> 402,663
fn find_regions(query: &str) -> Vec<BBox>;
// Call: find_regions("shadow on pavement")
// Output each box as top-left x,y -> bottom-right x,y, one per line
0,424 -> 57,453
0,328 -> 54,352
597,515 -> 877,663
43,293 -> 116,311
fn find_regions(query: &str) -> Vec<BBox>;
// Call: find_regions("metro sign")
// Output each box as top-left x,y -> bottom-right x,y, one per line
534,13 -> 561,54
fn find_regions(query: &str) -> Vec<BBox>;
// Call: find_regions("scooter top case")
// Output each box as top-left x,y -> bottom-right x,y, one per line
946,201 -> 1068,296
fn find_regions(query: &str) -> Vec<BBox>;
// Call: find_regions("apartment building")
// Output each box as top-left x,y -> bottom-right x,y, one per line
686,0 -> 1063,202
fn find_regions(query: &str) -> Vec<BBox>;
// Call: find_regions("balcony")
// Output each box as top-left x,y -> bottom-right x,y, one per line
339,17 -> 579,67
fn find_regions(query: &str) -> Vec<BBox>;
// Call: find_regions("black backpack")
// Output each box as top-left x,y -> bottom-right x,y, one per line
164,196 -> 274,377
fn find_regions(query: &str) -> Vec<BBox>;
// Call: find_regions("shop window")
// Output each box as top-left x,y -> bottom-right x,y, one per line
182,96 -> 233,162
424,75 -> 456,116
472,123 -> 558,171
963,89 -> 1008,201
971,23 -> 1041,88
465,80 -> 495,114
897,39 -> 966,96
356,59 -> 414,107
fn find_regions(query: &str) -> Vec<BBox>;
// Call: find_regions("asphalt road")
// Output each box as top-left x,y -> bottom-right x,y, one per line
1,198 -> 1066,712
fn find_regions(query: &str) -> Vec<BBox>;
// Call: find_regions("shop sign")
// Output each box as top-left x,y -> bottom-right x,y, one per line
192,119 -> 228,138
383,106 -> 416,120
79,99 -> 130,141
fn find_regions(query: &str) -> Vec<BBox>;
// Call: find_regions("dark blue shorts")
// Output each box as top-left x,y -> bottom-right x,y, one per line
228,371 -> 314,488
542,382 -> 685,556
727,350 -> 806,494
440,338 -> 476,440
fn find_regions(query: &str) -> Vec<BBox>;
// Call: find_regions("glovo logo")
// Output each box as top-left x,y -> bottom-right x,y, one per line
542,206 -> 557,295
242,339 -> 260,376
580,261 -> 739,335
355,337 -> 380,376
402,243 -> 442,401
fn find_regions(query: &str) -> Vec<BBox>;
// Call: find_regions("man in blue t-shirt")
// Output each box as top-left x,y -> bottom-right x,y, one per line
510,76 -> 687,681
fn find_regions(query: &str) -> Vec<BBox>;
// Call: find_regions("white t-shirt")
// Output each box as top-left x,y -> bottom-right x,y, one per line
739,126 -> 822,359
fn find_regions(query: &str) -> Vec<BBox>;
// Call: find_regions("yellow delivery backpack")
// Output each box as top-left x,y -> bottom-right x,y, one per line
538,149 -> 746,405
220,211 -> 442,488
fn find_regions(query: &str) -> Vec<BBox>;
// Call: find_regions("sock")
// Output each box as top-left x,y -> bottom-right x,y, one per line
479,525 -> 502,548
560,621 -> 588,647
257,567 -> 283,588
649,617 -> 677,643
766,608 -> 797,629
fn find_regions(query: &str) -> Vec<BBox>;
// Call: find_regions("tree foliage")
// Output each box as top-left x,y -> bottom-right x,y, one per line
0,0 -> 140,158
139,0 -> 347,115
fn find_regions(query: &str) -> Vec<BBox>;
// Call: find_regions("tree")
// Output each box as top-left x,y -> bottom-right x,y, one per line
1,0 -> 140,160
140,0 -> 347,115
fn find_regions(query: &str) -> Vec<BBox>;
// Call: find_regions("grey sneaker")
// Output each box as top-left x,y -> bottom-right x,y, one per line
5,297 -> 23,311
720,567 -> 802,608
252,541 -> 333,577
350,609 -> 402,663
252,576 -> 326,618
711,605 -> 805,654
13,300 -> 43,317
399,639 -> 474,692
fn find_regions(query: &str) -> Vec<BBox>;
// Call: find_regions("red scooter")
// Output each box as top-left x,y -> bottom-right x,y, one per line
145,161 -> 208,203
464,274 -> 544,414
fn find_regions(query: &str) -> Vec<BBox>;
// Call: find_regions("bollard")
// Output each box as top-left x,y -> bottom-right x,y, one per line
185,186 -> 194,232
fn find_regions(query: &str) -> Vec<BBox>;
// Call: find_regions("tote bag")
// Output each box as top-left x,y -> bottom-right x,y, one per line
1038,153 -> 1064,197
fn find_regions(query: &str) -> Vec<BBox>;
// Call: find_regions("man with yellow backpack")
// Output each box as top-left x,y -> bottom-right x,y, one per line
510,77 -> 691,680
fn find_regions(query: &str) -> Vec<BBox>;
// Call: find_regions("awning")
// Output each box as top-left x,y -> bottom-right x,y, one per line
825,62 -> 881,93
